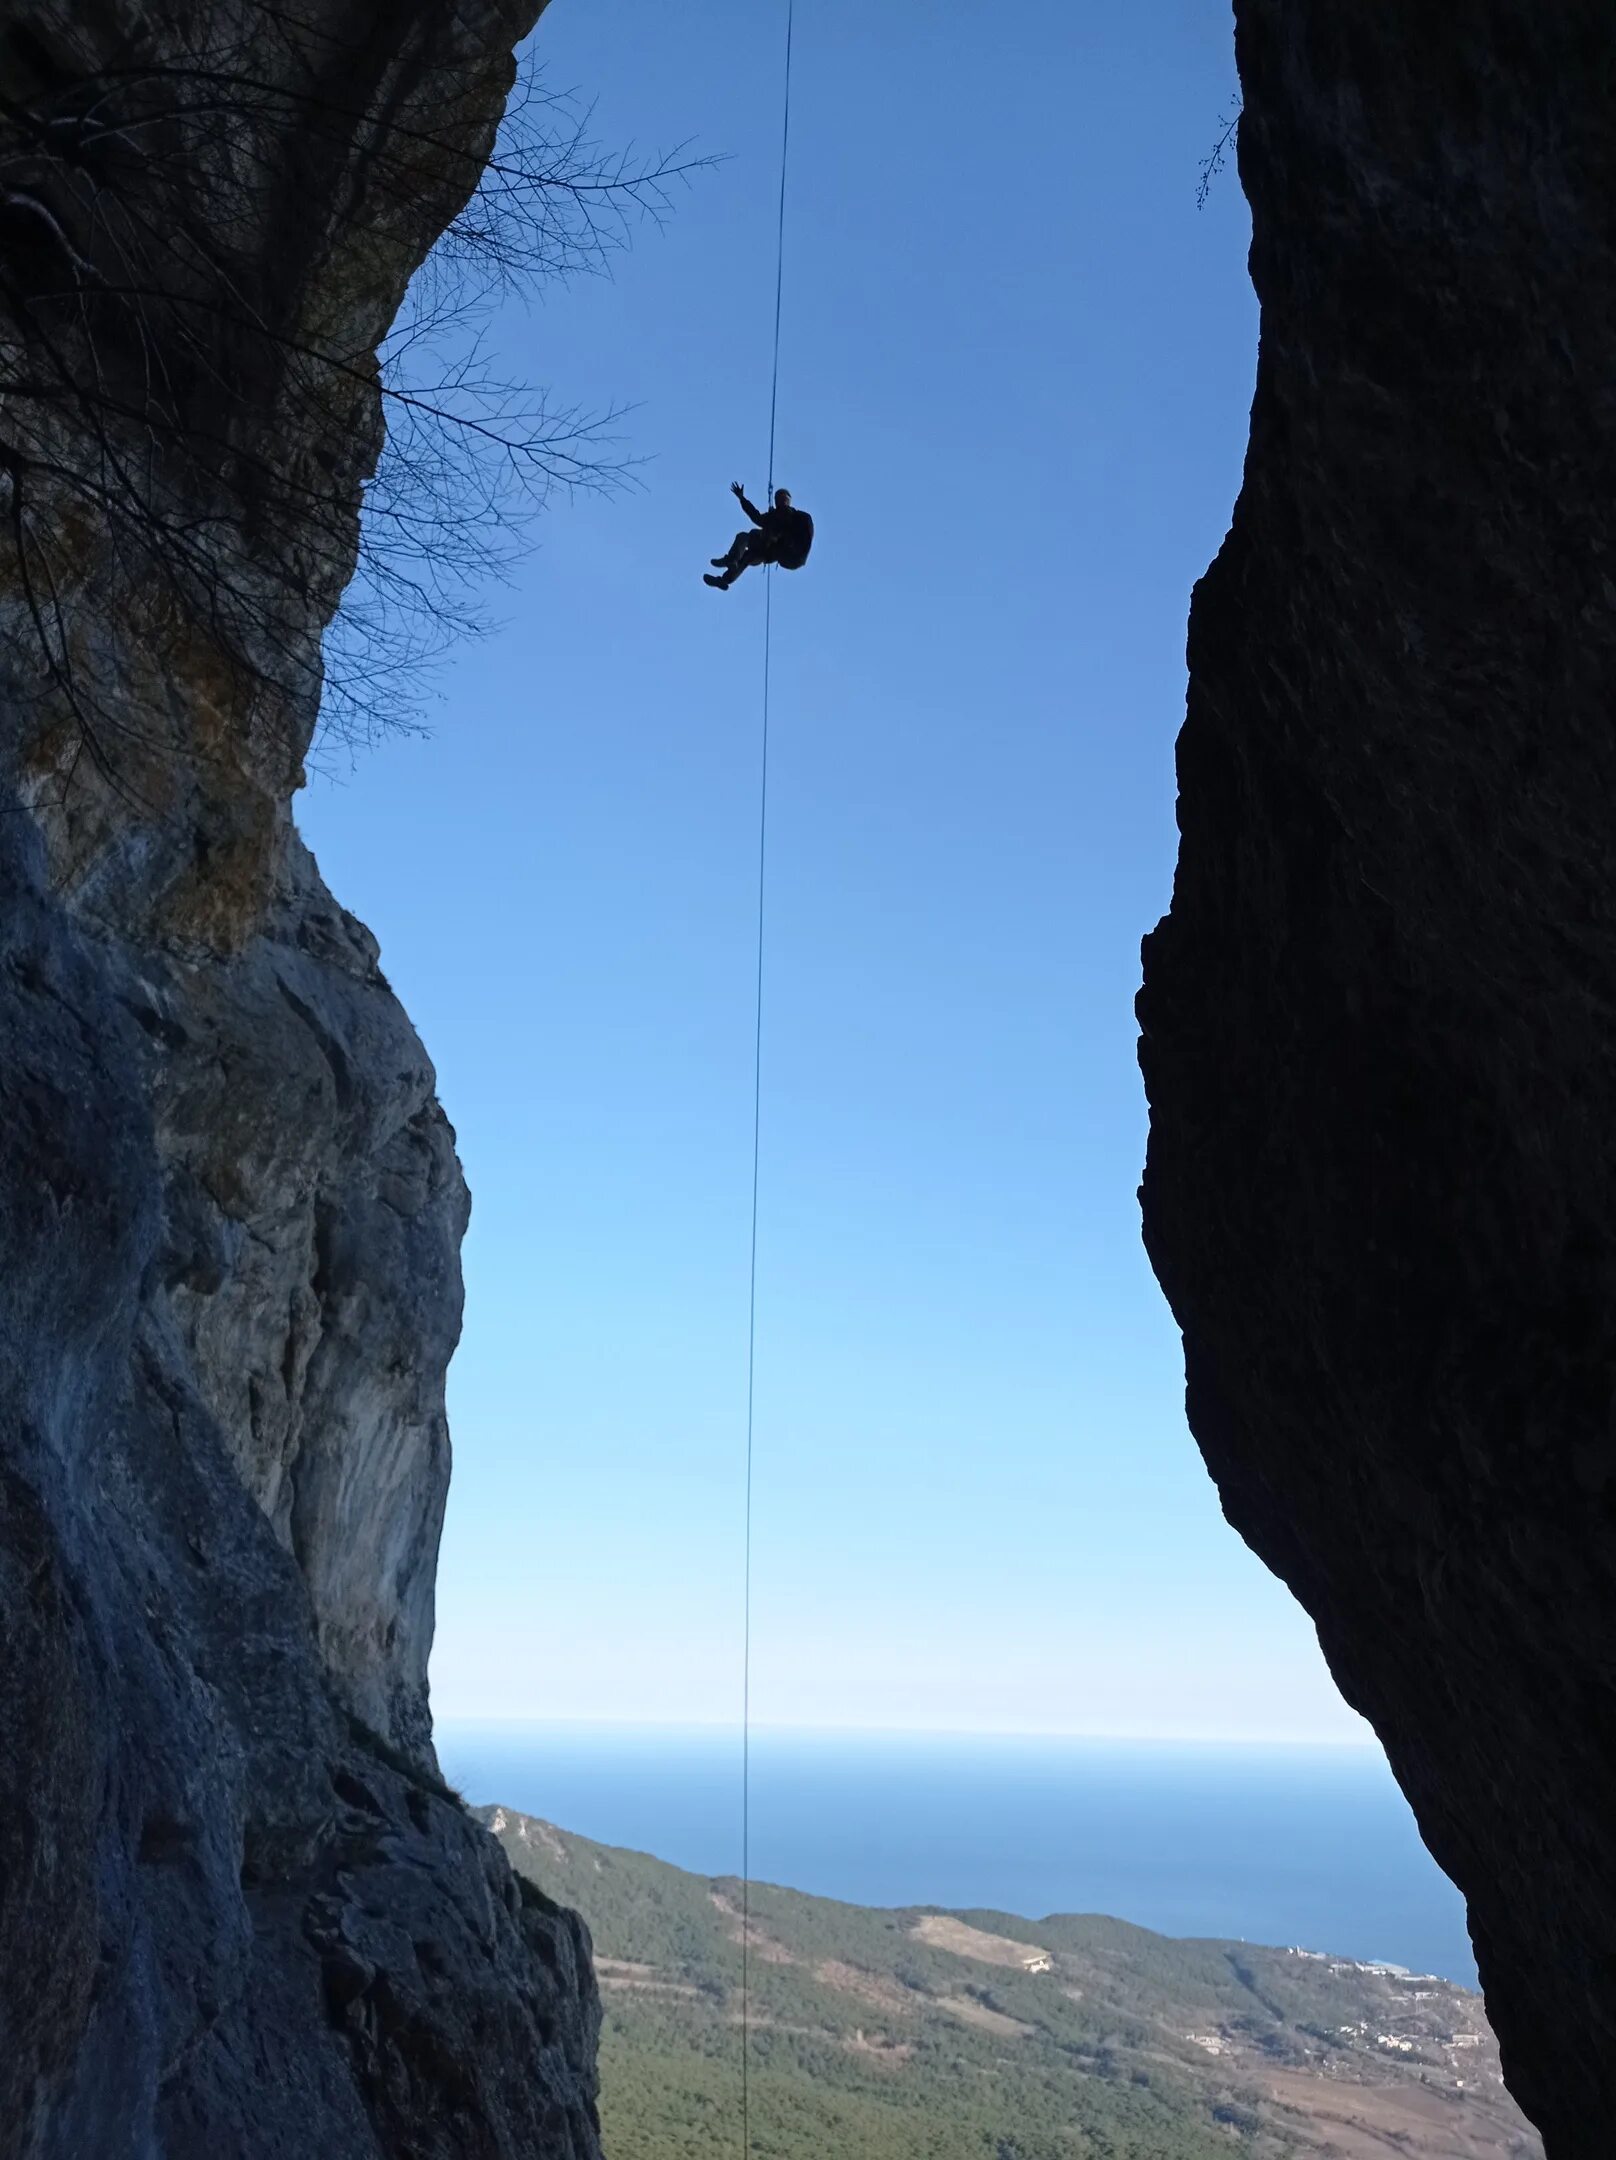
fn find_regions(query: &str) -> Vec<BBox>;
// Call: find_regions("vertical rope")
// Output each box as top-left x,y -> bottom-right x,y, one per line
744,7 -> 794,2156
765,0 -> 795,497
740,569 -> 768,2160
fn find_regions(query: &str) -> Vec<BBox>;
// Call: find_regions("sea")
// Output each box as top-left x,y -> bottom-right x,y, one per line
437,1723 -> 1478,1988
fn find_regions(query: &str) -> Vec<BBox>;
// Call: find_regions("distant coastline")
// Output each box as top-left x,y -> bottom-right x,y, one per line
438,1722 -> 1476,1986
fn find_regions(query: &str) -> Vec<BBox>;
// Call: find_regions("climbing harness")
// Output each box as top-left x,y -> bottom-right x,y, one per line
741,4 -> 794,2154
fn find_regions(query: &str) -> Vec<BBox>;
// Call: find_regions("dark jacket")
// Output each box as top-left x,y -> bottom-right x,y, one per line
739,488 -> 814,571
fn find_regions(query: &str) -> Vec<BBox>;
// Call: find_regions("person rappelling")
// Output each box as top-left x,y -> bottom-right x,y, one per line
704,480 -> 813,589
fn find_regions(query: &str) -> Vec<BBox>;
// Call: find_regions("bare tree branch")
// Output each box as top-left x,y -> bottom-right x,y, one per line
1197,94 -> 1243,212
0,3 -> 712,788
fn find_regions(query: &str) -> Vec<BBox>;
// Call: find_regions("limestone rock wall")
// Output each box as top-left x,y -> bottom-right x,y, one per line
1139,8 -> 1616,2153
0,3 -> 601,2153
154,828 -> 468,1763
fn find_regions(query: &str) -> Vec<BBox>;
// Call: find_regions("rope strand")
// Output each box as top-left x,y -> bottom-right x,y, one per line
765,0 -> 794,497
740,564 -> 769,2160
744,7 -> 794,2155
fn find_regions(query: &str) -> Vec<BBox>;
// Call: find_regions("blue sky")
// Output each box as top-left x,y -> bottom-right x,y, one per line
301,0 -> 1368,1744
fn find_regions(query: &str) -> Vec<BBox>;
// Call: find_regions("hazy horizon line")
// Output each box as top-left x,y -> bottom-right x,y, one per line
434,1714 -> 1379,1750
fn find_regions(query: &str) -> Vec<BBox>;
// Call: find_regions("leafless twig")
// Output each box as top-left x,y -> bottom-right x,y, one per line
0,3 -> 712,787
1196,94 -> 1242,212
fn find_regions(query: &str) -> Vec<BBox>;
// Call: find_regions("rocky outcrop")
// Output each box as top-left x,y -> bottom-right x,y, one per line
1139,7 -> 1616,2154
0,3 -> 601,2154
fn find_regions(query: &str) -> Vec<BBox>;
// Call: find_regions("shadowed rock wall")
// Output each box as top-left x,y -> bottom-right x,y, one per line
0,4 -> 601,2154
1139,8 -> 1616,2153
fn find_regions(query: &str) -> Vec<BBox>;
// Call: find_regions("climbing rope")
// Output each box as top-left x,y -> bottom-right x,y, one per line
764,0 -> 794,499
742,5 -> 794,2155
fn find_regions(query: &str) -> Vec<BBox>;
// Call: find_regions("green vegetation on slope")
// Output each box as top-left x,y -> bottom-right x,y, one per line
482,1807 -> 1537,2160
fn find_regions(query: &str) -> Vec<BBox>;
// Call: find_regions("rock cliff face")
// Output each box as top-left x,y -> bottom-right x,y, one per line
0,4 -> 600,2155
1139,8 -> 1616,2155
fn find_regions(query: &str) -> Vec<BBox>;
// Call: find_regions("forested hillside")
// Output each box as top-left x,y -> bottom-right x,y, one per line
483,1808 -> 1537,2160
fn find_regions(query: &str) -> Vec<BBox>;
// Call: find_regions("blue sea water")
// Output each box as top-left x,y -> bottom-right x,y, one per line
437,1723 -> 1477,1987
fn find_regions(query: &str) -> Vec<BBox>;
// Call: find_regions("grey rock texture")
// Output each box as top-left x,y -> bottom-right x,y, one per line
1139,7 -> 1616,2154
0,2 -> 602,2155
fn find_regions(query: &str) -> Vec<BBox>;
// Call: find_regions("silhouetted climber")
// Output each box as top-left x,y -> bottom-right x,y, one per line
704,481 -> 813,589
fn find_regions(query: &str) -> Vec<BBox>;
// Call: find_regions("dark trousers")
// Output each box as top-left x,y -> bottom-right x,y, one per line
720,528 -> 777,579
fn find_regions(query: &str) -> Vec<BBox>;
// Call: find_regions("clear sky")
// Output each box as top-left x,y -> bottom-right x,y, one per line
301,0 -> 1369,1744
